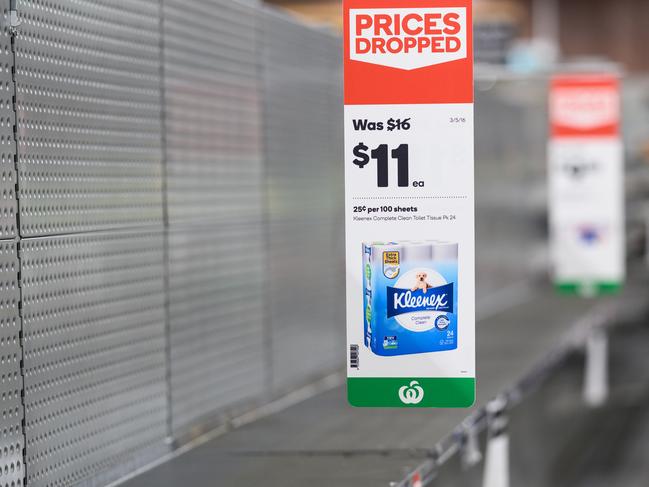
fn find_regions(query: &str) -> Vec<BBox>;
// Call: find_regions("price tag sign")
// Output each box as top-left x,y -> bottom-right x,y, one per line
344,0 -> 475,408
549,74 -> 625,296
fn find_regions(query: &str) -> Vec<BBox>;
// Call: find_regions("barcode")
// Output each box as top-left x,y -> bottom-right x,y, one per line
350,345 -> 359,369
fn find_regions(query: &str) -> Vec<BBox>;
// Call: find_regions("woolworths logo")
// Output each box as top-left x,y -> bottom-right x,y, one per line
398,380 -> 425,404
348,378 -> 474,407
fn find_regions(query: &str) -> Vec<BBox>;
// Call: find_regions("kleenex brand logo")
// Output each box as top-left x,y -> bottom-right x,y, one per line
387,283 -> 454,318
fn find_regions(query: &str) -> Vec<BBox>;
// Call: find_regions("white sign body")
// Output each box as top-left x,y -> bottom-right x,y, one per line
344,0 -> 475,408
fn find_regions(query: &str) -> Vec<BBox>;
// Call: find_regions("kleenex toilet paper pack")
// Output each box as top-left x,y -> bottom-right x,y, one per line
363,242 -> 459,356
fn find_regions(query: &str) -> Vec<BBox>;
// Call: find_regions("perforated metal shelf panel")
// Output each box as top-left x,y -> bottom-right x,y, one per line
168,223 -> 266,435
0,3 -> 17,239
262,11 -> 345,391
0,241 -> 24,487
20,231 -> 168,487
14,0 -> 164,237
163,0 -> 263,226
163,0 -> 267,437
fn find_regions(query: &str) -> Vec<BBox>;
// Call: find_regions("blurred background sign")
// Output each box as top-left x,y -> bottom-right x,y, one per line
548,74 -> 625,296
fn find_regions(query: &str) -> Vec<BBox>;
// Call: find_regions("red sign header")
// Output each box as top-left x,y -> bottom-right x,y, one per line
550,74 -> 620,138
344,0 -> 473,105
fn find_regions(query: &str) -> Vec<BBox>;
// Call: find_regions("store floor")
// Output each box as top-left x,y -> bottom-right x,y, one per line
122,271 -> 649,487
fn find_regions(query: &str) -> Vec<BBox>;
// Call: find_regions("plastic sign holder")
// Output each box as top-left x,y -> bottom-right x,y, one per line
344,0 -> 475,408
583,328 -> 609,408
548,73 -> 625,296
482,398 -> 509,487
462,424 -> 483,469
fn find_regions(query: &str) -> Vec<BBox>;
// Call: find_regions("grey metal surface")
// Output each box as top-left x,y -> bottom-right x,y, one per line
163,0 -> 263,227
0,2 -> 17,240
168,224 -> 266,435
262,9 -> 345,393
0,241 -> 24,487
20,231 -> 169,487
120,271 -> 649,487
474,76 -> 549,295
421,323 -> 649,487
14,0 -> 164,237
0,6 -> 24,487
161,0 -> 267,436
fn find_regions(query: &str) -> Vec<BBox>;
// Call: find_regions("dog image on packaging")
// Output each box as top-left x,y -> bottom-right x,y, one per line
362,241 -> 459,356
412,271 -> 434,293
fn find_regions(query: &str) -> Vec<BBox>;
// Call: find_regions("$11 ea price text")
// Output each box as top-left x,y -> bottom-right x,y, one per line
351,117 -> 424,188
